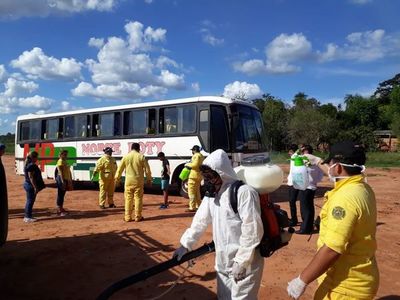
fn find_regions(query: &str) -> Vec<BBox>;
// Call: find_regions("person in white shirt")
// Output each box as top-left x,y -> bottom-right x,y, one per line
287,144 -> 300,226
297,145 -> 324,234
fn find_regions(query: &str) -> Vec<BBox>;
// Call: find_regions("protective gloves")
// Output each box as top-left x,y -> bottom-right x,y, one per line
173,245 -> 188,261
287,275 -> 307,299
232,262 -> 246,282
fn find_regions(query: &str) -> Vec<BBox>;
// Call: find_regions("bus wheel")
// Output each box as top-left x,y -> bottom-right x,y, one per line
180,179 -> 189,198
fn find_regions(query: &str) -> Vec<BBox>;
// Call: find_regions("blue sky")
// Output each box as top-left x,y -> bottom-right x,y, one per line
0,0 -> 399,134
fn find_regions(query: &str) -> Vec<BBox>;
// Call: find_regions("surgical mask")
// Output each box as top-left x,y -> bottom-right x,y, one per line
328,163 -> 366,182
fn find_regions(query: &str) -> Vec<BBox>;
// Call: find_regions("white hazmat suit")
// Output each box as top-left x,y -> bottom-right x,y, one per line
180,149 -> 264,299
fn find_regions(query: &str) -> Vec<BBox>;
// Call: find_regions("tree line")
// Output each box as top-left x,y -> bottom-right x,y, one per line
252,73 -> 400,151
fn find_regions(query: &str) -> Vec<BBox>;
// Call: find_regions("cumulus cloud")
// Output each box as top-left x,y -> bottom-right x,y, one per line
223,81 -> 262,100
88,37 -> 105,48
0,0 -> 119,19
0,94 -> 53,113
318,29 -> 389,62
76,20 -> 185,100
11,47 -> 82,81
233,33 -> 311,75
202,33 -> 224,47
3,78 -> 39,97
72,81 -> 167,100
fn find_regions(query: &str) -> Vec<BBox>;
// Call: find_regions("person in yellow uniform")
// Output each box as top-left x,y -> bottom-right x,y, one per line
185,145 -> 204,212
55,150 -> 73,216
93,147 -> 118,209
115,143 -> 152,222
287,141 -> 379,300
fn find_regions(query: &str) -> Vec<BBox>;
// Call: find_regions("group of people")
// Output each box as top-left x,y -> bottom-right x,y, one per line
10,139 -> 380,299
174,142 -> 379,300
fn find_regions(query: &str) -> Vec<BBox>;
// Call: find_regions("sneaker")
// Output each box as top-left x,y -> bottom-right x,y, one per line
23,217 -> 37,223
288,219 -> 298,227
159,204 -> 169,209
99,205 -> 106,209
109,204 -> 117,208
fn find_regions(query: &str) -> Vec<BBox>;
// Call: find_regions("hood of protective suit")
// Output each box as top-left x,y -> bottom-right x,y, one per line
202,149 -> 238,184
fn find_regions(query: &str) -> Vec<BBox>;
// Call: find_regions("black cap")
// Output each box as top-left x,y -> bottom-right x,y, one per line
190,145 -> 201,152
103,147 -> 114,153
323,141 -> 366,165
0,143 -> 5,150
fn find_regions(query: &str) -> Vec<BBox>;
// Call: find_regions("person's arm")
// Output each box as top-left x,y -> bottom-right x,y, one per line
300,245 -> 341,284
115,157 -> 126,180
186,154 -> 201,170
28,169 -> 38,193
234,186 -> 264,268
179,198 -> 212,250
143,157 -> 152,184
56,161 -> 64,184
92,157 -> 103,179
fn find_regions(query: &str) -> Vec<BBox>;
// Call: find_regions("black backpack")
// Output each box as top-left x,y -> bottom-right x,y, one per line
230,181 -> 293,257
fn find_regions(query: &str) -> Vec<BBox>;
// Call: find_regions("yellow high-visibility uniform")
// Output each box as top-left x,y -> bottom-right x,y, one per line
115,150 -> 152,221
315,175 -> 379,300
185,152 -> 204,210
94,154 -> 117,206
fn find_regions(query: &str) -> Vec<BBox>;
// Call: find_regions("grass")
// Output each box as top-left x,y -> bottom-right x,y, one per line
270,150 -> 400,168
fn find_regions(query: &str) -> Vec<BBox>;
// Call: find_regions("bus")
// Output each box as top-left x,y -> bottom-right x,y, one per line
15,96 -> 268,197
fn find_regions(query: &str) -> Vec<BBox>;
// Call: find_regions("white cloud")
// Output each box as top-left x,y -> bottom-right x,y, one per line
125,21 -> 166,52
191,82 -> 200,92
202,33 -> 224,47
0,0 -> 119,19
0,94 -> 53,113
72,81 -> 167,100
200,21 -> 224,47
223,81 -> 262,100
0,65 -> 8,82
234,33 -> 311,75
144,0 -> 154,3
11,47 -> 82,81
77,20 -> 186,100
349,0 -> 373,4
88,37 -> 105,48
318,29 -> 400,63
3,78 -> 38,97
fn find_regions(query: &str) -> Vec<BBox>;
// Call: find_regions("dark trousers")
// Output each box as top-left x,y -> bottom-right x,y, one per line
24,182 -> 37,218
299,188 -> 316,233
288,185 -> 299,222
56,175 -> 66,207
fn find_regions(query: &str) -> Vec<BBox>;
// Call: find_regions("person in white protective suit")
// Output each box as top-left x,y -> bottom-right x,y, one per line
173,149 -> 264,299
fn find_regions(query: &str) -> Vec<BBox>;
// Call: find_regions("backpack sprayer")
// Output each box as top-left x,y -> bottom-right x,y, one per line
98,155 -> 291,299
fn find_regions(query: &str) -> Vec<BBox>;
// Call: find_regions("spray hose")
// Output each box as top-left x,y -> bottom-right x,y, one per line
97,241 -> 215,300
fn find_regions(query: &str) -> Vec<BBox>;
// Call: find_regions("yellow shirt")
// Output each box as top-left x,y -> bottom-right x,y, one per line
317,175 -> 379,298
115,150 -> 152,186
186,152 -> 204,180
94,154 -> 117,181
56,158 -> 72,181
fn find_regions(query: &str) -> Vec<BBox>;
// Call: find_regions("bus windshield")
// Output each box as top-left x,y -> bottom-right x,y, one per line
232,104 -> 268,153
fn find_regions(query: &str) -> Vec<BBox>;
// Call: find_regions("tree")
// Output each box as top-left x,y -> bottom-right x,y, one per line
374,73 -> 400,103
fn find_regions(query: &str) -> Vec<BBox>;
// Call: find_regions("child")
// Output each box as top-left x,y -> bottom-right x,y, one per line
157,152 -> 170,209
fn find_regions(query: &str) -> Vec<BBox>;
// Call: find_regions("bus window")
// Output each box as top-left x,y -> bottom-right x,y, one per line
45,119 -> 59,140
20,122 -> 30,141
114,112 -> 121,136
210,105 -> 230,152
76,115 -> 88,138
92,114 -> 99,137
99,113 -> 114,137
161,106 -> 196,134
65,116 -> 75,138
199,110 -> 209,152
29,120 -> 41,141
124,109 -> 154,135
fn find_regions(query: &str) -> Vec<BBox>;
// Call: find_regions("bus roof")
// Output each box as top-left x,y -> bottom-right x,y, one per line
16,96 -> 258,121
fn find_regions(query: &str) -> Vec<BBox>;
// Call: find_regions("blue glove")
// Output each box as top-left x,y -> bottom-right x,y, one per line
173,245 -> 188,261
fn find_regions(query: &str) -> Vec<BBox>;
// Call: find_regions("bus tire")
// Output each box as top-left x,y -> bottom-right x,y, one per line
0,166 -> 8,247
180,179 -> 189,198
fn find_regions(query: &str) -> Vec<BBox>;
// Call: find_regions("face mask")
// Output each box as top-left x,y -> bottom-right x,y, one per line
203,180 -> 218,197
328,162 -> 366,182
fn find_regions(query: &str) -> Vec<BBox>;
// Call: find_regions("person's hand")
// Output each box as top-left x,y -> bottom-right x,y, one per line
146,179 -> 152,186
287,276 -> 307,299
173,245 -> 188,261
232,262 -> 246,282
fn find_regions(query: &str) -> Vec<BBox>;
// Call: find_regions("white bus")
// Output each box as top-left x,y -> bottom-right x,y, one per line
15,96 -> 268,196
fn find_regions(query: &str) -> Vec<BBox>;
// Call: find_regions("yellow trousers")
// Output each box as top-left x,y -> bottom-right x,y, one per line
99,178 -> 115,206
188,178 -> 202,210
314,285 -> 374,300
124,184 -> 144,221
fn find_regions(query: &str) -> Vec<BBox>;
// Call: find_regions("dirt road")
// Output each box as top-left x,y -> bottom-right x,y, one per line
1,154 -> 399,299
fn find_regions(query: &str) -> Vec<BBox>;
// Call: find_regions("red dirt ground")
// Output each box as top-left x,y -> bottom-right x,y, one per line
1,154 -> 399,299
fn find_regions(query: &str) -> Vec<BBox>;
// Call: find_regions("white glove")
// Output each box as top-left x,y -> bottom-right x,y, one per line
232,262 -> 246,282
173,245 -> 188,261
287,276 -> 307,299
